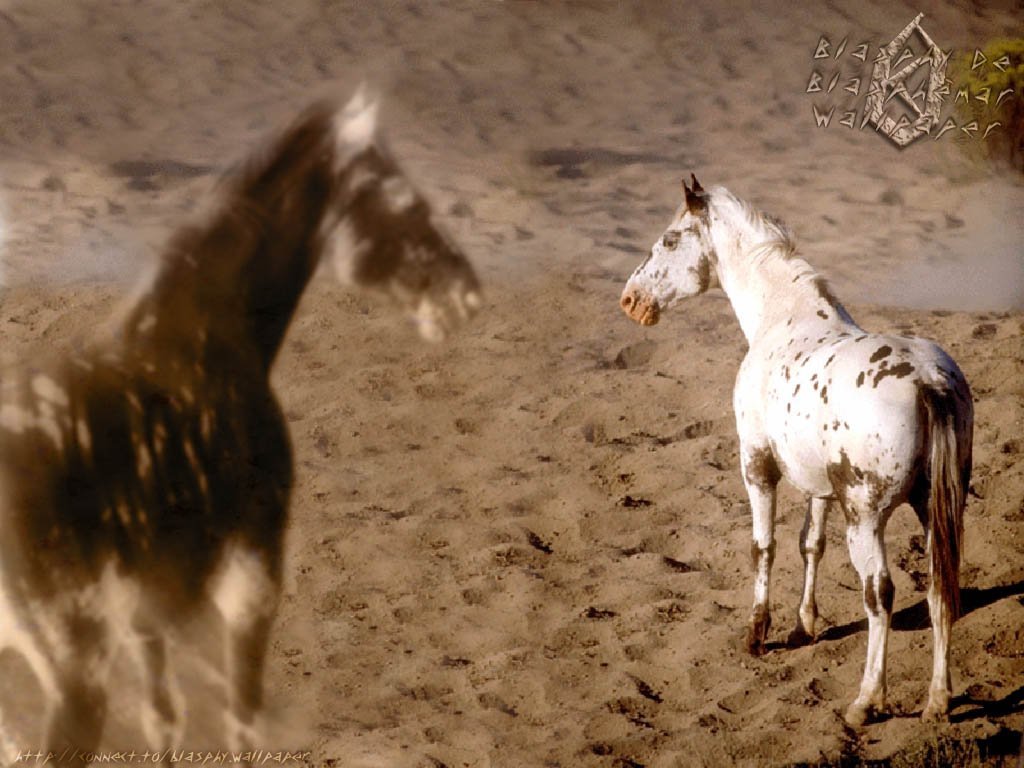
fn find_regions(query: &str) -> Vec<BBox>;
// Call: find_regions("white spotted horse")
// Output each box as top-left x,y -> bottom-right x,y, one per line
620,177 -> 972,726
0,89 -> 480,757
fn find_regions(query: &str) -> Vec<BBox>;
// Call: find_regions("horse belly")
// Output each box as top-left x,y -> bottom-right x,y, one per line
770,424 -> 833,497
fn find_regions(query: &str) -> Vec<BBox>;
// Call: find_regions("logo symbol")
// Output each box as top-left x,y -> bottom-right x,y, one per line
862,13 -> 951,147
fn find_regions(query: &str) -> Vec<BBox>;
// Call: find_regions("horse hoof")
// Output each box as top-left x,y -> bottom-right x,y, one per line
786,625 -> 814,648
745,626 -> 769,656
921,700 -> 951,724
844,704 -> 869,728
745,635 -> 765,656
844,702 -> 884,728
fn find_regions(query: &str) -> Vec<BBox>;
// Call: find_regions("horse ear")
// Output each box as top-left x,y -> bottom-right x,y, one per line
682,173 -> 707,214
338,84 -> 379,149
344,83 -> 369,114
682,178 -> 700,213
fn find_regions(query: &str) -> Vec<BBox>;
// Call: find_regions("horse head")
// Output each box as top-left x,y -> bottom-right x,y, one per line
325,88 -> 482,341
620,174 -> 716,326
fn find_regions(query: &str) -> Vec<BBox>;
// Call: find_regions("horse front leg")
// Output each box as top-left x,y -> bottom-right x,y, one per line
742,447 -> 780,656
43,615 -> 112,755
127,621 -> 184,755
788,496 -> 830,647
211,545 -> 280,758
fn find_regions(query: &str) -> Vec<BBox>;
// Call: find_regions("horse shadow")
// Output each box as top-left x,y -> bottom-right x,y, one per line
811,579 -> 1024,721
815,579 -> 1024,638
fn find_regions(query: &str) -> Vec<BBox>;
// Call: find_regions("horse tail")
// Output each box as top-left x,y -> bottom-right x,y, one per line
922,383 -> 972,621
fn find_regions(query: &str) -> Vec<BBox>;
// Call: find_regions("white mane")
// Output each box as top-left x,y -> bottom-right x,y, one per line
707,186 -> 796,263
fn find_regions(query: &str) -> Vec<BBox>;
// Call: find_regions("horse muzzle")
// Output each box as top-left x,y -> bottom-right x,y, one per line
620,287 -> 660,326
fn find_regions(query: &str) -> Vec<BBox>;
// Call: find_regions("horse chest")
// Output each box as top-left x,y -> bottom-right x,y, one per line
0,359 -> 287,597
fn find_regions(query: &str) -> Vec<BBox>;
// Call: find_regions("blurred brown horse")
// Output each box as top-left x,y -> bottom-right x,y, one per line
0,88 -> 479,758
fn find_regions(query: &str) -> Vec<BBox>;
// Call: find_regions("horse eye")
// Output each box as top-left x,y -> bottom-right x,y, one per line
662,231 -> 681,248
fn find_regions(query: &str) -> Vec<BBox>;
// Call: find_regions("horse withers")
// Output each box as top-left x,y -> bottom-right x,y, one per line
0,89 -> 479,758
620,177 -> 972,726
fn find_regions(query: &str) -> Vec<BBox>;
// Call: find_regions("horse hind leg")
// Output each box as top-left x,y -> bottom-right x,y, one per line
911,499 -> 954,722
843,517 -> 894,727
923,530 -> 954,722
911,385 -> 968,723
788,496 -> 830,647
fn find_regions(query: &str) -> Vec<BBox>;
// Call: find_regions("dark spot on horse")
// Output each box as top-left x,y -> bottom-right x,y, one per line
793,383 -> 800,396
854,335 -> 867,343
787,403 -> 791,413
794,351 -> 803,362
786,317 -> 793,325
813,381 -> 818,391
67,613 -> 107,648
878,573 -> 894,614
820,385 -> 828,403
843,422 -> 849,429
749,539 -> 777,569
873,362 -> 915,388
856,371 -> 865,387
869,345 -> 892,363
864,577 -> 878,614
825,354 -> 835,366
816,310 -> 827,319
811,276 -> 841,309
831,420 -> 840,430
744,447 -> 781,488
816,336 -> 825,343
784,365 -> 790,380
826,449 -> 874,524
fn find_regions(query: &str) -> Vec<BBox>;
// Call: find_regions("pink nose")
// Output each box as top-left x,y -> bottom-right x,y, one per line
620,288 -> 660,326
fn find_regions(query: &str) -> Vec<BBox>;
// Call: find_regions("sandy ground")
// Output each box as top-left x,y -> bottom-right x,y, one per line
0,1 -> 1022,766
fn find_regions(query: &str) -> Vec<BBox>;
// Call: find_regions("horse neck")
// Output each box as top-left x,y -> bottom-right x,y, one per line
127,143 -> 339,375
708,209 -> 856,345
